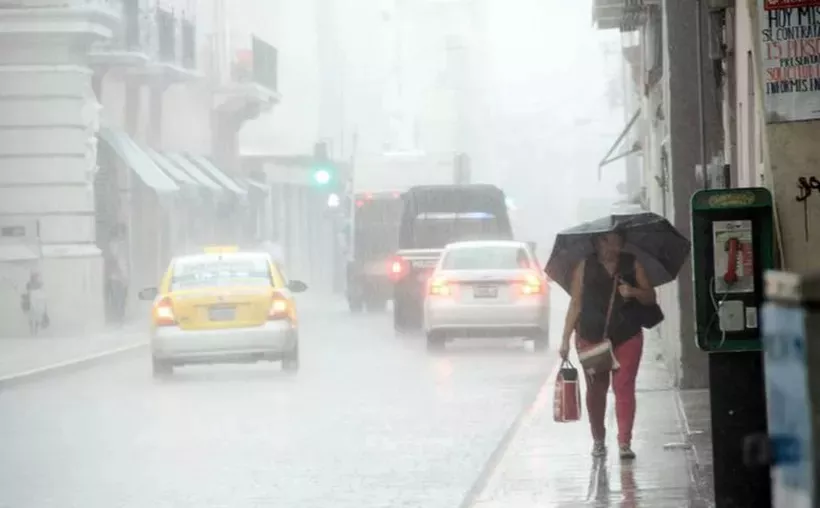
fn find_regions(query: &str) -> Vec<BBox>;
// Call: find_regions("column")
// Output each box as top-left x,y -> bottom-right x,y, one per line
0,7 -> 116,335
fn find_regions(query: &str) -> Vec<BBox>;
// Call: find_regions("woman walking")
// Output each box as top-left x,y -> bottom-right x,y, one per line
559,230 -> 657,460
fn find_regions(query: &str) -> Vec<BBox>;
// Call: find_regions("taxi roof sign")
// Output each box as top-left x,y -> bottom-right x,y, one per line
203,245 -> 239,254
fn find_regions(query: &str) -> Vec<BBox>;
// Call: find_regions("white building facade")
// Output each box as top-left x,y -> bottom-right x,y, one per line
0,0 -> 281,337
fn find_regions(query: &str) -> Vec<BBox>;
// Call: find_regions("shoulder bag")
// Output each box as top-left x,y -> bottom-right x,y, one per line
577,275 -> 621,375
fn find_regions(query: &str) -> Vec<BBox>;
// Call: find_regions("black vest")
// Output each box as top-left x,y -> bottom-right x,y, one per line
577,253 -> 642,346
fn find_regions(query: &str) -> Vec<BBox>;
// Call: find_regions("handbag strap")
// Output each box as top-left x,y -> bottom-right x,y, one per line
601,273 -> 619,341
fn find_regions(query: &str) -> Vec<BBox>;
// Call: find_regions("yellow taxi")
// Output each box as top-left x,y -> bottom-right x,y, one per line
137,246 -> 308,376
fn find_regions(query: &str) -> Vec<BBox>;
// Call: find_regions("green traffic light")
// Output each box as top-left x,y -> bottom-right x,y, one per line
313,168 -> 332,185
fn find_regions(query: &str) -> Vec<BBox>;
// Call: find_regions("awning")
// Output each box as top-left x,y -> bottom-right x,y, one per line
145,148 -> 198,186
97,127 -> 179,193
164,153 -> 222,192
598,108 -> 642,179
186,154 -> 247,196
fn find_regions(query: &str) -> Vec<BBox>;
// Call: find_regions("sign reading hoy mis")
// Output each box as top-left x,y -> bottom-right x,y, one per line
764,0 -> 820,9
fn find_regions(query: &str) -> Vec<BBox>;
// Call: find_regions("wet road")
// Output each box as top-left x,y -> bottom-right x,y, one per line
0,295 -> 564,508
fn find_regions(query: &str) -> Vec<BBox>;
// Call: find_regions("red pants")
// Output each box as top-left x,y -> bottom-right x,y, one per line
576,333 -> 644,445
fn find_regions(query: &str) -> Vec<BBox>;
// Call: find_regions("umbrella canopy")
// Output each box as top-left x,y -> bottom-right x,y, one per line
545,212 -> 691,294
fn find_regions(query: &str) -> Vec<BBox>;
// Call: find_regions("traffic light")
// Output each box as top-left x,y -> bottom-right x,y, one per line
312,164 -> 334,186
311,141 -> 336,187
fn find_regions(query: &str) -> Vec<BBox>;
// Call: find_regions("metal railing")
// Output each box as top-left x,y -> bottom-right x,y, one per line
89,1 -> 197,71
123,0 -> 140,50
155,8 -> 175,63
181,19 -> 196,69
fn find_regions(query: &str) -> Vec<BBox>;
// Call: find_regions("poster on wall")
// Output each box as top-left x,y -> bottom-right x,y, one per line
759,0 -> 820,122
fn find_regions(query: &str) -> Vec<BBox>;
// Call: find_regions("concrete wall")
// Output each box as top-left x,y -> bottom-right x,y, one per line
0,42 -> 106,336
739,0 -> 820,273
732,0 -> 766,188
664,0 -> 725,388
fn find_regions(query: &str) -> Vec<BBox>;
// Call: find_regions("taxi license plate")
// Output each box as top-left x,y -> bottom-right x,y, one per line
473,285 -> 498,298
209,306 -> 236,321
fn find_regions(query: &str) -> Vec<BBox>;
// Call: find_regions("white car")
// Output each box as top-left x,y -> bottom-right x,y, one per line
423,240 -> 550,351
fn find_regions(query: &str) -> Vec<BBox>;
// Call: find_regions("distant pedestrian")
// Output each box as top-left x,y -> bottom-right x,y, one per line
559,229 -> 657,460
106,223 -> 130,325
22,271 -> 48,336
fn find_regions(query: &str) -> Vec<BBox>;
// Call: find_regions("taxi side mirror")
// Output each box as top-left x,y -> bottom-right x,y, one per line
287,280 -> 308,293
138,287 -> 158,301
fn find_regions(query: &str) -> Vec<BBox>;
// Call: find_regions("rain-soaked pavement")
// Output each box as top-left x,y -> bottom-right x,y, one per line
0,291 -> 712,507
467,332 -> 713,508
0,296 -> 559,508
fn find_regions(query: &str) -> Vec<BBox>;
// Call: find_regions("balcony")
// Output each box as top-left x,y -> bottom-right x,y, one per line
213,34 -> 280,121
0,0 -> 122,47
592,0 -> 654,31
89,3 -> 200,83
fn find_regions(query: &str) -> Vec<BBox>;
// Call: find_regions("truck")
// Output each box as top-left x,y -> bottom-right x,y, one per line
345,190 -> 403,312
389,184 -> 513,332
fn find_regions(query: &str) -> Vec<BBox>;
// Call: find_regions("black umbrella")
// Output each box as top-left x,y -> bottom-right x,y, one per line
545,212 -> 691,294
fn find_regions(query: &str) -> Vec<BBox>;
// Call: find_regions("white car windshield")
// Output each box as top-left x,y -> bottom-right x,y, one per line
441,246 -> 530,270
171,257 -> 272,290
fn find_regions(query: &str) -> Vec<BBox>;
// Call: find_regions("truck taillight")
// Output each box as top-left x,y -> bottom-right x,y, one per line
429,277 -> 452,296
153,297 -> 177,326
388,256 -> 408,281
520,273 -> 545,295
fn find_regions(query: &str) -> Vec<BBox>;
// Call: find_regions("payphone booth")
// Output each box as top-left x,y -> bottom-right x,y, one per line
691,187 -> 775,507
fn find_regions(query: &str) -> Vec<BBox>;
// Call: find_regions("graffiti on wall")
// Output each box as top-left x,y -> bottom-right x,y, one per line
795,176 -> 820,241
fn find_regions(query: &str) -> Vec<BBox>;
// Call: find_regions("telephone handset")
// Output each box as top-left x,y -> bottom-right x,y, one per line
711,220 -> 758,334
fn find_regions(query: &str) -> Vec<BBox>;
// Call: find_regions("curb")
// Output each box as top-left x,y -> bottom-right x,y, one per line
674,390 -> 716,507
458,355 -> 561,508
0,341 -> 148,390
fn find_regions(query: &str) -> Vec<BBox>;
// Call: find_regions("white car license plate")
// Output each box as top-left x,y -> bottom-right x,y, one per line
209,306 -> 236,321
473,285 -> 498,298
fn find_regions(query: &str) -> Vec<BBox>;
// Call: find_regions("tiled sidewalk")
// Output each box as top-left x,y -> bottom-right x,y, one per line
469,337 -> 714,508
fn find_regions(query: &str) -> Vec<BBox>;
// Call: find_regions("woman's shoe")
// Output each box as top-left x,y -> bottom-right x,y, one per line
619,444 -> 636,460
592,440 -> 607,457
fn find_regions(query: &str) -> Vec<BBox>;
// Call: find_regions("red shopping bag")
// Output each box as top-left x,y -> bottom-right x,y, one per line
553,360 -> 582,422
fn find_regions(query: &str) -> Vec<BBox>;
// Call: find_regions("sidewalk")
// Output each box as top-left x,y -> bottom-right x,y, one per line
0,293 -> 337,382
0,321 -> 149,381
467,337 -> 715,508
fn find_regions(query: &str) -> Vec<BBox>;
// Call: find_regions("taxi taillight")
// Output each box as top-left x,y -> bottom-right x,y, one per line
268,294 -> 294,321
153,296 -> 177,326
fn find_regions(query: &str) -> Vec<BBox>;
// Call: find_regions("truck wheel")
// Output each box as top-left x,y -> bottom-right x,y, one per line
348,297 -> 364,313
366,298 -> 387,313
393,301 -> 408,332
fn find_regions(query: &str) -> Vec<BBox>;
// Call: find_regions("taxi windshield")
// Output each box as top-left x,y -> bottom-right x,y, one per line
170,257 -> 272,291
